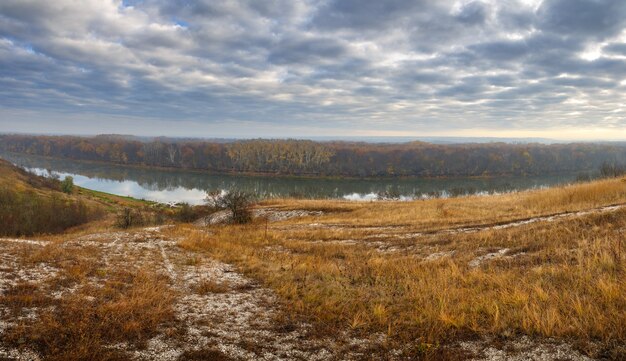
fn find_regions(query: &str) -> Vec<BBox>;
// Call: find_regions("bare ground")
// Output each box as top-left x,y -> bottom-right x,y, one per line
1,202 -> 621,360
0,227 -> 392,360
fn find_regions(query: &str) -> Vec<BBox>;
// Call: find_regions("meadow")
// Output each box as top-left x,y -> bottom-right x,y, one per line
0,158 -> 624,360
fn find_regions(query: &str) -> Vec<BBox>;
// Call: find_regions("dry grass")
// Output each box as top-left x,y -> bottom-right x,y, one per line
171,177 -> 626,358
194,279 -> 230,294
2,173 -> 625,359
1,234 -> 178,361
179,348 -> 235,361
260,178 -> 626,231
5,270 -> 176,361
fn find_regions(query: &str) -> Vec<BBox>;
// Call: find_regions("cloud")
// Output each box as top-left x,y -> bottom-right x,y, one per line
455,1 -> 489,25
0,0 -> 625,138
604,42 -> 626,55
537,0 -> 626,40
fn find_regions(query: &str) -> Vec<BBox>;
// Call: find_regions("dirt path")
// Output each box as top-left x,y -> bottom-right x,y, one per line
2,201 -> 616,360
421,202 -> 626,236
296,203 -> 626,243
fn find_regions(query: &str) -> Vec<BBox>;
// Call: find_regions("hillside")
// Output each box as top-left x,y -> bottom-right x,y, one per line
0,159 -> 167,237
1,165 -> 625,360
0,159 -> 105,236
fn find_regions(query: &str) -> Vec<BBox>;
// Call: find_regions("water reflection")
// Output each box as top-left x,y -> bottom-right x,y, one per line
1,152 -> 578,205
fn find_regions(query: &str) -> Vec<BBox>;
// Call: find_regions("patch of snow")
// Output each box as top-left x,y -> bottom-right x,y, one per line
0,238 -> 47,246
458,336 -> 593,361
469,249 -> 510,268
424,250 -> 456,262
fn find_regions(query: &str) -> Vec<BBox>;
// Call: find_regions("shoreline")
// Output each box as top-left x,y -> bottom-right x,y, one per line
0,151 -> 588,181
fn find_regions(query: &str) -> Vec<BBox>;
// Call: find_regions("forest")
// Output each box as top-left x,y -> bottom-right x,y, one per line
1,134 -> 626,177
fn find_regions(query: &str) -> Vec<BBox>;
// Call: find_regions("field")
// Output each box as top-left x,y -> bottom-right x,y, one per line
0,159 -> 625,360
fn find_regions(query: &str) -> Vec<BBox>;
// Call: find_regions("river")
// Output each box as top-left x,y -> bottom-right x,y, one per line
0,152 -> 580,205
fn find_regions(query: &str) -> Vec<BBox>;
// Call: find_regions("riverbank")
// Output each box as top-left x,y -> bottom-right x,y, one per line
0,150 -> 589,181
0,151 -> 581,203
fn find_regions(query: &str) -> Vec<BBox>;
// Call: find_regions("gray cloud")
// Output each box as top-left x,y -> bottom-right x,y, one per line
537,0 -> 626,40
0,0 -> 625,138
456,1 -> 489,25
604,42 -> 626,55
268,37 -> 349,65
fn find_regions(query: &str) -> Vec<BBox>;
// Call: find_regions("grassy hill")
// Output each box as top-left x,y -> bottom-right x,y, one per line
0,159 -> 165,237
1,160 -> 624,360
0,159 -> 103,236
171,178 -> 626,359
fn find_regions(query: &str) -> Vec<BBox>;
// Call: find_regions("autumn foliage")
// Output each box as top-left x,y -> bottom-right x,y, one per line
2,134 -> 626,177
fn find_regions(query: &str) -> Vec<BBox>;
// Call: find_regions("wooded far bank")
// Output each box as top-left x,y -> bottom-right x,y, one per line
1,134 -> 625,178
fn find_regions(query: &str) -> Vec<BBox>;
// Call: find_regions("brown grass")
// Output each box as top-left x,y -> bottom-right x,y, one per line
1,232 -> 178,361
171,177 -> 626,358
0,282 -> 49,313
4,269 -> 176,361
178,348 -> 234,361
2,170 -> 625,359
259,177 -> 626,231
194,279 -> 230,294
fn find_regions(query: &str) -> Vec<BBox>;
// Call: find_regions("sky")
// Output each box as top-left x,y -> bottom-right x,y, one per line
1,0 -> 626,140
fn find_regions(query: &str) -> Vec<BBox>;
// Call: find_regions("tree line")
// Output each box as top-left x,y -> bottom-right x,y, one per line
1,134 -> 626,177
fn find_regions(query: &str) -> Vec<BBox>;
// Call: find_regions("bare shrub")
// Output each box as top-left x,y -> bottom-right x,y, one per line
600,162 -> 626,178
377,186 -> 401,200
175,202 -> 203,223
205,189 -> 256,224
116,208 -> 145,229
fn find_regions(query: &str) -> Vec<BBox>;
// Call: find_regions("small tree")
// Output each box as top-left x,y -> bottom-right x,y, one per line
116,207 -> 144,228
600,162 -> 626,178
205,189 -> 255,224
61,176 -> 74,194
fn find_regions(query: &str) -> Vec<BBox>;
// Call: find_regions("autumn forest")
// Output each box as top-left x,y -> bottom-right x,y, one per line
1,134 -> 625,178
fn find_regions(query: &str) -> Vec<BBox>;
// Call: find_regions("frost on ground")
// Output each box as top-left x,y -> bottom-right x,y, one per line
0,228 -> 390,361
468,249 -> 511,268
291,203 -> 626,256
2,199 -> 618,360
125,229 -> 389,361
424,250 -> 456,262
195,207 -> 323,226
458,336 -> 594,361
0,239 -> 54,361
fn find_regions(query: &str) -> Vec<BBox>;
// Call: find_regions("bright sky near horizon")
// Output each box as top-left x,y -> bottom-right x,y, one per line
1,0 -> 626,140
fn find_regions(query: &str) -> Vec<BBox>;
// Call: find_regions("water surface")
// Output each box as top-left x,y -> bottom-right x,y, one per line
1,152 -> 579,205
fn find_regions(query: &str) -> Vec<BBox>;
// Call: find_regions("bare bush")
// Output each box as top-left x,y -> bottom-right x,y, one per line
600,162 -> 626,178
116,208 -> 145,229
205,189 -> 256,224
377,186 -> 401,200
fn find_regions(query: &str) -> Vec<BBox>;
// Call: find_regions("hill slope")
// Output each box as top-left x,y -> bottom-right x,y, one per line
1,163 -> 625,360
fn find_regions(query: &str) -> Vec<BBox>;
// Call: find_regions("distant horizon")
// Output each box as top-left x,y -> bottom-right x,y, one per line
3,131 -> 626,145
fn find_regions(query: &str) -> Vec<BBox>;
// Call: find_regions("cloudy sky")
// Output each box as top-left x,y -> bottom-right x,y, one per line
1,0 -> 626,139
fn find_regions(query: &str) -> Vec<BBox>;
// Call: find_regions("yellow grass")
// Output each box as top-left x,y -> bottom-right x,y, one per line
171,177 -> 626,357
2,159 -> 626,358
2,240 -> 177,361
261,178 -> 626,231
